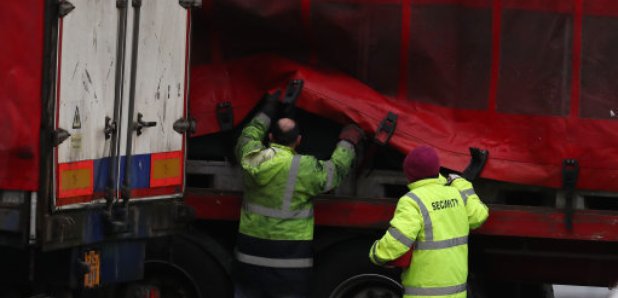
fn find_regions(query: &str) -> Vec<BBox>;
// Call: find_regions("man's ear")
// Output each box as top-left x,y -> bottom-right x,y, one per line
269,133 -> 274,142
295,135 -> 302,147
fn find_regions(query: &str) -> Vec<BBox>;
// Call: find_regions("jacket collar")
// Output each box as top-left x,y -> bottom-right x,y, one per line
407,174 -> 447,190
270,143 -> 296,154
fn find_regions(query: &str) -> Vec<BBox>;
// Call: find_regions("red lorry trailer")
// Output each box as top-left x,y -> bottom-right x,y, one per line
156,0 -> 618,297
0,0 -> 198,296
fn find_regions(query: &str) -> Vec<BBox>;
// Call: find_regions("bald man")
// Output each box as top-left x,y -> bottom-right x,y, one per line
233,93 -> 364,298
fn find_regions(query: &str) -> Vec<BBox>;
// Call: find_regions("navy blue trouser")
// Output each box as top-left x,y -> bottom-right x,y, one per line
234,233 -> 312,298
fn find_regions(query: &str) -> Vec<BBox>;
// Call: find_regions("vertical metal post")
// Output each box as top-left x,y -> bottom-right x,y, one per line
121,0 -> 142,206
105,0 -> 129,211
29,192 -> 37,244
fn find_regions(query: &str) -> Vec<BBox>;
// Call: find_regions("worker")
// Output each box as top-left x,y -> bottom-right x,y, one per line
234,92 -> 364,298
369,145 -> 489,298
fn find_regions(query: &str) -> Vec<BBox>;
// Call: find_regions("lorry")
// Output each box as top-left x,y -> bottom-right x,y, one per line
3,0 -> 618,297
175,0 -> 618,297
1,0 -> 198,296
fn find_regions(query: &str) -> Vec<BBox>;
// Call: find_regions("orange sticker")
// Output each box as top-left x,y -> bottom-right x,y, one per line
150,151 -> 183,187
58,160 -> 94,198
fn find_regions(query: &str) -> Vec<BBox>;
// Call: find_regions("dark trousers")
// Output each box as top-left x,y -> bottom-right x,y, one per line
234,233 -> 312,298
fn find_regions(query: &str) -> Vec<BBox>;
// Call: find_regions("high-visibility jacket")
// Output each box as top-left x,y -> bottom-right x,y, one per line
369,175 -> 489,298
235,113 -> 356,242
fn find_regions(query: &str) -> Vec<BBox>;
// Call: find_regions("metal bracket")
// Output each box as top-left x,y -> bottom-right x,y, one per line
58,1 -> 75,18
179,0 -> 202,8
281,80 -> 304,118
562,159 -> 579,231
462,148 -> 489,181
283,80 -> 304,105
173,117 -> 197,135
216,102 -> 234,132
116,0 -> 128,9
53,128 -> 71,147
132,0 -> 142,8
374,112 -> 398,146
104,116 -> 117,140
134,113 -> 157,136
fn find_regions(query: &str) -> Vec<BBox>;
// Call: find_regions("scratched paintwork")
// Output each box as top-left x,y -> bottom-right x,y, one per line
57,0 -> 118,163
54,0 -> 189,207
130,0 -> 187,155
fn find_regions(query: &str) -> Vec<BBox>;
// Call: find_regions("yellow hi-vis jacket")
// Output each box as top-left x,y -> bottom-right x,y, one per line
369,175 -> 489,298
235,113 -> 356,241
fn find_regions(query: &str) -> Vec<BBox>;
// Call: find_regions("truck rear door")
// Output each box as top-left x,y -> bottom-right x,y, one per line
54,0 -> 190,209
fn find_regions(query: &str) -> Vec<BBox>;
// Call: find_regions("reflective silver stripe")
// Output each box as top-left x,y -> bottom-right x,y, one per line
244,202 -> 313,219
415,236 -> 468,250
459,188 -> 476,206
236,251 -> 313,268
282,155 -> 302,211
370,241 -> 388,265
388,227 -> 414,248
255,112 -> 271,128
405,283 -> 467,296
243,155 -> 312,219
323,160 -> 335,192
460,191 -> 468,206
238,135 -> 251,145
406,192 -> 433,241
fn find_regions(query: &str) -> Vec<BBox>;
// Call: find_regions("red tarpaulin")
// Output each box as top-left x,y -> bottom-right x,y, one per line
0,1 -> 44,191
189,0 -> 618,192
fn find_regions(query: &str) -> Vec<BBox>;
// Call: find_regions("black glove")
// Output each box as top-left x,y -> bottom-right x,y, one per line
339,124 -> 365,147
261,90 -> 281,119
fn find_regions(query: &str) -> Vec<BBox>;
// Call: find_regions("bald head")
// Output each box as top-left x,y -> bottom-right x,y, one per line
277,118 -> 296,133
270,118 -> 301,148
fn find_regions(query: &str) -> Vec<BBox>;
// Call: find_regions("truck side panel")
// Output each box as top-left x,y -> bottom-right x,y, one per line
0,0 -> 45,191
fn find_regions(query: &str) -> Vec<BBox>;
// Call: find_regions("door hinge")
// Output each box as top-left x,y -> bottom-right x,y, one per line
179,0 -> 202,9
132,0 -> 142,8
104,116 -> 117,140
53,128 -> 71,147
58,1 -> 75,18
173,117 -> 197,135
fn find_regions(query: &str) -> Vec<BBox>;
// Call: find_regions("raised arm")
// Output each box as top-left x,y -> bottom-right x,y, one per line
450,176 -> 489,230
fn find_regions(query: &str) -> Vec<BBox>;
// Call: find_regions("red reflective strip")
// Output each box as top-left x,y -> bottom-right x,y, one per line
570,0 -> 582,119
149,151 -> 183,187
398,0 -> 411,100
57,160 -> 94,199
488,0 -> 502,113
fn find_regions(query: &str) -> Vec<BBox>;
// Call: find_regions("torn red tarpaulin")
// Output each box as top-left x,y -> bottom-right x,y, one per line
189,0 -> 618,192
189,54 -> 618,192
